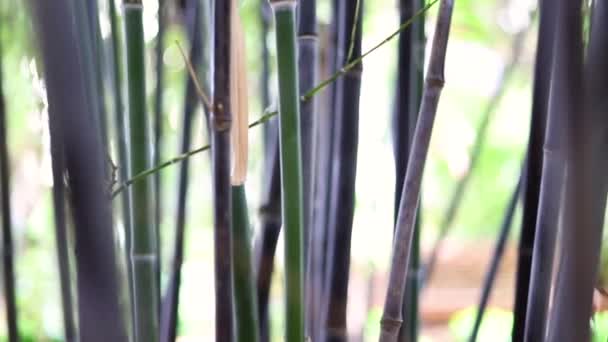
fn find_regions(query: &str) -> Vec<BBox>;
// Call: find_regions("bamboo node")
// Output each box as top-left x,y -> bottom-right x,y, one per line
379,316 -> 403,330
425,75 -> 445,88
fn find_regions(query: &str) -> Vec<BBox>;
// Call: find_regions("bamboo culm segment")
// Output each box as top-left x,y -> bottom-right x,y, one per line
269,1 -> 305,341
123,3 -> 160,341
379,1 -> 454,340
213,0 -> 235,340
232,185 -> 261,342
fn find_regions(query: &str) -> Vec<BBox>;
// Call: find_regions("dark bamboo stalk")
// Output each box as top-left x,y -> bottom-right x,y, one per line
393,0 -> 425,340
255,123 -> 282,342
298,0 -> 319,338
0,38 -> 18,342
469,170 -> 523,342
32,1 -> 127,340
511,1 -> 556,339
379,1 -> 454,340
321,1 -> 363,341
212,0 -> 235,340
425,24 -> 528,285
160,1 -> 203,340
88,0 -> 110,151
232,185 -> 261,342
546,0 -> 607,340
521,6 -> 566,339
123,1 -> 160,340
153,0 -> 166,265
260,0 -> 272,146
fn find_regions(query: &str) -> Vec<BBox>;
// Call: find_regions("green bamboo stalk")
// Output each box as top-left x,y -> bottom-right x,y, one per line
0,37 -> 18,342
268,1 -> 305,340
212,0 -> 235,340
123,1 -> 159,341
232,185 -> 260,342
32,0 -> 128,339
379,0 -> 454,340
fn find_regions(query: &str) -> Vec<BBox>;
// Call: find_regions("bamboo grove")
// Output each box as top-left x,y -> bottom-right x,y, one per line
0,0 -> 604,340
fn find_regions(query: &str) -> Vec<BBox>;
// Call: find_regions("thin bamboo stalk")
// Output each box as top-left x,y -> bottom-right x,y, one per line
32,1 -> 127,340
212,0 -> 235,340
255,123 -> 281,342
321,0 -> 363,340
298,0 -> 319,337
123,1 -> 160,340
546,0 -> 606,340
160,1 -> 203,340
232,185 -> 261,342
393,0 -> 424,340
108,0 -> 134,328
153,0 -> 166,266
268,1 -> 305,340
379,1 -> 454,340
0,38 -> 18,342
511,1 -> 556,339
469,170 -> 523,342
260,0 -> 272,145
425,24 -> 528,285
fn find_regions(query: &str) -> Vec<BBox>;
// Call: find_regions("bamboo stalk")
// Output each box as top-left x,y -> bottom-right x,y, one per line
0,37 -> 18,342
546,0 -> 606,340
232,185 -> 261,342
32,1 -> 127,340
321,0 -> 363,340
379,1 -> 454,340
511,1 -> 556,339
260,0 -> 272,145
268,0 -> 305,340
123,1 -> 160,340
212,0 -> 235,340
469,170 -> 523,342
160,1 -> 203,340
108,0 -> 134,329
